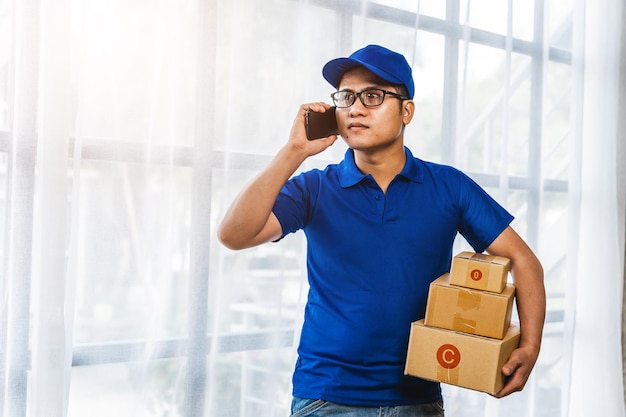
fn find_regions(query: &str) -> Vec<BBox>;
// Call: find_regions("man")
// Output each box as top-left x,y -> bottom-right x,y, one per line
218,45 -> 545,417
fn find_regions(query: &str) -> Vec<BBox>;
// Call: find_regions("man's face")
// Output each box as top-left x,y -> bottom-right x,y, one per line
335,66 -> 413,152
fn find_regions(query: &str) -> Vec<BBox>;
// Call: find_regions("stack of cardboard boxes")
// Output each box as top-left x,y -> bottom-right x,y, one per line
404,252 -> 521,395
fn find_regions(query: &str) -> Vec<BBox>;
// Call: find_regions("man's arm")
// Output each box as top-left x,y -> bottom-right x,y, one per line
485,226 -> 546,398
217,103 -> 338,250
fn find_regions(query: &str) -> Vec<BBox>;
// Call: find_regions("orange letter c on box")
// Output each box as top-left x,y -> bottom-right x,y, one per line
436,344 -> 461,369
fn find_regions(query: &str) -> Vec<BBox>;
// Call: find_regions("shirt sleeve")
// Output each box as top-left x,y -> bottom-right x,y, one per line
457,172 -> 514,252
272,171 -> 319,239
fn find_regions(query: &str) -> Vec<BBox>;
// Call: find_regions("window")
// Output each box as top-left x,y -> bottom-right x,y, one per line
0,0 -> 577,416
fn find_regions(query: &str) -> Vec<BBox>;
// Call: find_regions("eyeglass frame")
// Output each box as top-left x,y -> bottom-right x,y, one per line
330,87 -> 410,108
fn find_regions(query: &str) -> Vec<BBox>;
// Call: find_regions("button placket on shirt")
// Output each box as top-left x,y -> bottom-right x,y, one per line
363,177 -> 402,222
366,179 -> 385,219
381,180 -> 401,222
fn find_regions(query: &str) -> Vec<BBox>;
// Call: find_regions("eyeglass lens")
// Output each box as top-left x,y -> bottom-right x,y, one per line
332,89 -> 404,108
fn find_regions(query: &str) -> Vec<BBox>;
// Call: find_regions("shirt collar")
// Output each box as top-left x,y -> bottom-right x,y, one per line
338,147 -> 424,188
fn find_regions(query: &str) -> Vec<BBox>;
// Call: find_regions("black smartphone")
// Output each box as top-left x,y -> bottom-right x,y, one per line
305,107 -> 339,140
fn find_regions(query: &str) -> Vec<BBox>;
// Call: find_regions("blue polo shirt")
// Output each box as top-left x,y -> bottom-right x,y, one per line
272,147 -> 513,406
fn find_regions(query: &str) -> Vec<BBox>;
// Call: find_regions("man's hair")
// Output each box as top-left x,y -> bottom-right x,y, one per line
394,83 -> 409,99
393,84 -> 410,113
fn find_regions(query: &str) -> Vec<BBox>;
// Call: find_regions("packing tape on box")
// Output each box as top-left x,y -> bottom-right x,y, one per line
453,314 -> 477,334
470,253 -> 490,261
437,364 -> 460,385
457,289 -> 482,310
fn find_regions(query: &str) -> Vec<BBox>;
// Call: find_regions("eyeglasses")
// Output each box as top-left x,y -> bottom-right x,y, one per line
330,88 -> 409,108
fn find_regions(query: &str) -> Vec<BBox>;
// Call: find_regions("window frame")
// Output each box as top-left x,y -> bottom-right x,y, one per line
0,0 -> 572,416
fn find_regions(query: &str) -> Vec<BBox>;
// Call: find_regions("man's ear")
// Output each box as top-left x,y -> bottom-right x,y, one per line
402,100 -> 415,125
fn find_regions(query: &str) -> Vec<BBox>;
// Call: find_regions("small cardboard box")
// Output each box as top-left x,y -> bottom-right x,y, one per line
404,320 -> 520,395
424,274 -> 515,339
450,252 -> 511,293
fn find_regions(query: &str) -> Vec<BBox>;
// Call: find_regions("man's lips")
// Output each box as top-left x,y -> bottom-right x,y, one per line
348,122 -> 368,130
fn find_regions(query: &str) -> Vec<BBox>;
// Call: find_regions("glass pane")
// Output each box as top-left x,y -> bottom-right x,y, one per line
211,168 -> 307,335
405,32 -> 445,163
0,6 -> 9,130
214,0 -> 337,154
549,0 -> 574,50
371,0 -> 418,12
209,237 -> 306,336
540,191 -> 568,301
0,153 -> 7,257
512,0 -> 535,41
0,152 -> 7,350
531,326 -> 564,416
507,54 -> 532,177
208,348 -> 295,417
73,159 -> 191,343
371,0 -> 445,18
459,47 -> 534,178
463,0 -> 535,41
543,61 -> 571,180
71,1 -> 199,145
458,43 -> 509,175
464,0 -> 508,35
419,0 -> 446,19
355,14 -> 417,52
68,359 -> 185,417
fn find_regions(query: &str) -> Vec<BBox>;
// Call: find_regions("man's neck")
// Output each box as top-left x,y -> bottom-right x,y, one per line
353,142 -> 406,194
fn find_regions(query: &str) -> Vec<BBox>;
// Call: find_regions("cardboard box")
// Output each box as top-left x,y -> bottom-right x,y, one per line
450,252 -> 511,293
424,274 -> 515,339
404,320 -> 520,395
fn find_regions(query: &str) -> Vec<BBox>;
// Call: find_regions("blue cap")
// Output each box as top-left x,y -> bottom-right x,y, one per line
322,45 -> 415,99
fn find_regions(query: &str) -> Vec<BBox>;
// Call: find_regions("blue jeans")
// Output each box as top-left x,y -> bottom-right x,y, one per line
290,397 -> 445,417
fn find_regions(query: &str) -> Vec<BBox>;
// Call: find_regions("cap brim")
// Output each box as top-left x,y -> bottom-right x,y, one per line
322,57 -> 405,89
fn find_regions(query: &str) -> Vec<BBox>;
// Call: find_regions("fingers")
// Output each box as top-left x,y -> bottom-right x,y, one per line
287,102 -> 339,156
294,102 -> 333,133
494,366 -> 524,398
502,357 -> 520,377
493,348 -> 535,398
301,102 -> 333,114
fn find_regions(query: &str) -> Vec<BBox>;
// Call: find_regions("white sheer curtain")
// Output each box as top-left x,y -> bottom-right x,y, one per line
0,0 -> 624,417
565,0 -> 625,416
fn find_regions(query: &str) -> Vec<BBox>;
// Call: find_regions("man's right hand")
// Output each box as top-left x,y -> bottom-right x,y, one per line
287,102 -> 339,158
217,102 -> 339,250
